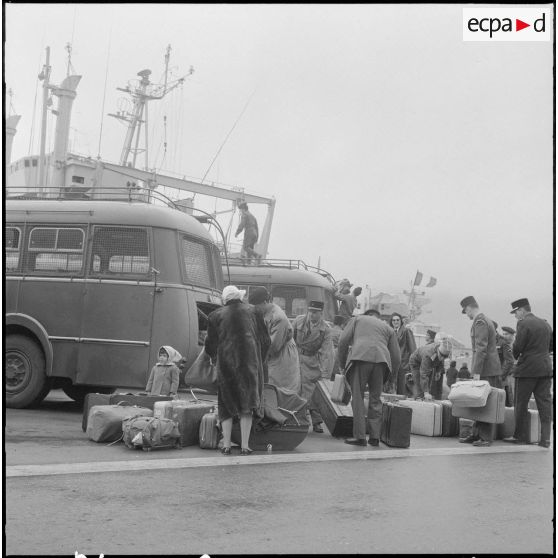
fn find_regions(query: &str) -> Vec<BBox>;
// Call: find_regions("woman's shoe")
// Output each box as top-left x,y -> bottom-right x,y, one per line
240,448 -> 254,456
221,447 -> 232,455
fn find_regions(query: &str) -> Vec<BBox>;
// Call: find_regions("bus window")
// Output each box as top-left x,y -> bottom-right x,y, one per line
5,227 -> 21,271
90,226 -> 150,276
271,285 -> 307,318
182,236 -> 219,289
28,227 -> 85,272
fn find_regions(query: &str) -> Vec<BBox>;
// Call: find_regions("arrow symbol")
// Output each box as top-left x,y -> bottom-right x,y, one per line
516,19 -> 530,31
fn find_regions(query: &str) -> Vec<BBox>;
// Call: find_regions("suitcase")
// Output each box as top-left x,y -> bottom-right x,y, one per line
153,400 -> 174,419
448,380 -> 491,407
380,402 -> 412,448
459,418 -> 475,439
398,400 -> 443,436
82,393 -> 112,432
496,407 -> 516,439
380,393 -> 407,403
122,416 -> 181,451
170,400 -> 215,447
199,410 -> 221,449
452,387 -> 506,424
86,404 -> 153,442
527,409 -> 541,443
313,380 -> 354,438
110,393 -> 173,411
439,400 -> 459,437
331,374 -> 351,405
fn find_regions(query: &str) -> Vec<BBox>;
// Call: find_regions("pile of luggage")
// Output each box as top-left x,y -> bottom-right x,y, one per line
83,393 -> 220,451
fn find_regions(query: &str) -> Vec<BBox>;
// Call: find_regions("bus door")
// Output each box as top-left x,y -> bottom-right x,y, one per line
77,225 -> 154,388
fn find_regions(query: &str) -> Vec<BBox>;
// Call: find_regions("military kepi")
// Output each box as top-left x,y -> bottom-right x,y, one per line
460,296 -> 477,313
510,298 -> 529,313
308,300 -> 324,311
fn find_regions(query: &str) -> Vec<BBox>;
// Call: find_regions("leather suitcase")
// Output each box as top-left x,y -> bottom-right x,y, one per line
380,393 -> 407,403
398,400 -> 443,436
153,400 -> 174,419
199,410 -> 220,449
331,374 -> 351,405
313,380 -> 354,438
527,409 -> 541,443
380,402 -> 412,448
110,393 -> 173,411
459,418 -> 474,439
452,387 -> 506,424
170,400 -> 214,447
86,404 -> 153,442
439,400 -> 459,437
82,393 -> 112,432
496,406 -> 516,439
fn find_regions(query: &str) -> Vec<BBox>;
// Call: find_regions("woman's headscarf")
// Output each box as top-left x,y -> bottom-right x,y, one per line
158,345 -> 182,364
222,285 -> 246,304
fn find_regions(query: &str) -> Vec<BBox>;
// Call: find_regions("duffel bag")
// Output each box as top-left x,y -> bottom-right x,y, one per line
448,380 -> 491,407
86,403 -> 153,443
122,416 -> 181,451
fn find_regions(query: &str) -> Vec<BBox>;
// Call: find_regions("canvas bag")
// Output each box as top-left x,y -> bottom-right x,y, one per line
448,380 -> 491,407
122,416 -> 181,450
183,347 -> 218,393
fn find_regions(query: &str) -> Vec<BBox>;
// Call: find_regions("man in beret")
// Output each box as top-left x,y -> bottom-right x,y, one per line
249,287 -> 300,392
409,339 -> 451,401
292,301 -> 330,432
499,326 -> 516,406
235,202 -> 260,265
337,308 -> 401,446
503,299 -> 553,448
460,296 -> 503,447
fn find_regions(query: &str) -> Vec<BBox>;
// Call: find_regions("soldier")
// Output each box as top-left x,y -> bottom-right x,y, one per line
503,298 -> 553,448
499,326 -> 516,406
235,202 -> 260,265
459,296 -> 502,447
292,301 -> 330,433
409,340 -> 451,401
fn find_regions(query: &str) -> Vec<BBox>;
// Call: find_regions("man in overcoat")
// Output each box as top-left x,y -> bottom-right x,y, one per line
337,308 -> 401,446
503,298 -> 553,448
292,301 -> 330,432
499,326 -> 516,406
460,296 -> 502,447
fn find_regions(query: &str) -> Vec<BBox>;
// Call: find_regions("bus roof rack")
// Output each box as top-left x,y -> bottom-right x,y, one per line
224,257 -> 336,285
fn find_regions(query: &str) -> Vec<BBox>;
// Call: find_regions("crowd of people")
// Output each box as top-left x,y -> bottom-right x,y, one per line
184,278 -> 553,455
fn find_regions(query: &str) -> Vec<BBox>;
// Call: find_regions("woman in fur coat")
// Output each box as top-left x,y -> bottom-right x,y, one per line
389,312 -> 417,396
205,285 -> 270,455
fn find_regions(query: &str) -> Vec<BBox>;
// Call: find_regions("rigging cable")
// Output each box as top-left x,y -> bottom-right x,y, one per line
28,46 -> 44,156
201,87 -> 257,184
97,24 -> 113,159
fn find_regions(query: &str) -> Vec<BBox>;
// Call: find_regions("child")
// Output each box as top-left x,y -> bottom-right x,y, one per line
145,346 -> 181,397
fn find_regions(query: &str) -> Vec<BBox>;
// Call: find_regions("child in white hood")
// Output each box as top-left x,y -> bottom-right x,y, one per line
145,345 -> 181,396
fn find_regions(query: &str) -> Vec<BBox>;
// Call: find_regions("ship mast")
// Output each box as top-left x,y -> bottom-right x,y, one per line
37,46 -> 51,191
109,45 -> 193,169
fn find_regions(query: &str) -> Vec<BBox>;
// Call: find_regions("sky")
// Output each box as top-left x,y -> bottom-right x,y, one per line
4,3 -> 554,344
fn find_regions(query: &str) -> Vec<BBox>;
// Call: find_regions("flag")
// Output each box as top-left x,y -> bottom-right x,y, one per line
426,277 -> 437,288
413,271 -> 423,286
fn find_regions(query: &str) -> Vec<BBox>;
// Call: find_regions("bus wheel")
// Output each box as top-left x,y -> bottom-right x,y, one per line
5,334 -> 49,409
62,385 -> 116,404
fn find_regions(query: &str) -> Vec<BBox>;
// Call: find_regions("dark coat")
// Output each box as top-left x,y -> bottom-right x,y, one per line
394,326 -> 417,371
205,300 -> 270,420
470,312 -> 502,378
512,313 -> 553,378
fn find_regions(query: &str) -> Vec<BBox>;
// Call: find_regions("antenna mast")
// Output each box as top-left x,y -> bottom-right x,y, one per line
108,45 -> 193,170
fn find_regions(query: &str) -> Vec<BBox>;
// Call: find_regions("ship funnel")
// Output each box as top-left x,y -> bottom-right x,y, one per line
5,114 -> 21,165
49,74 -> 81,190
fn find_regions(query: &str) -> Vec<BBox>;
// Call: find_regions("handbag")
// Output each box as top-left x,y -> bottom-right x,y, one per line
448,380 -> 491,407
183,348 -> 219,393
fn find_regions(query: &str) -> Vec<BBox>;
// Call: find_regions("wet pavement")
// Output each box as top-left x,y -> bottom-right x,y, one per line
5,390 -> 555,555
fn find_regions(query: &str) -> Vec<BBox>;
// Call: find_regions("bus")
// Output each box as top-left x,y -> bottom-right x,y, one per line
223,259 -> 338,322
5,192 -> 223,408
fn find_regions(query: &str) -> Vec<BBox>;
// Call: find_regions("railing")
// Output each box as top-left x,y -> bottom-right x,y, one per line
222,256 -> 336,285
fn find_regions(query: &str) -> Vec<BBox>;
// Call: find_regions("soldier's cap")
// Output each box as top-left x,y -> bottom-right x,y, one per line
460,296 -> 478,313
248,286 -> 270,305
502,326 -> 516,335
510,298 -> 529,313
308,301 -> 324,311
